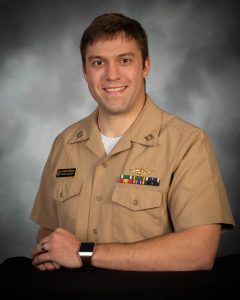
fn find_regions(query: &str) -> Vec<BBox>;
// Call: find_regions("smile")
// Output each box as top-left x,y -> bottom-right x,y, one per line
103,86 -> 127,93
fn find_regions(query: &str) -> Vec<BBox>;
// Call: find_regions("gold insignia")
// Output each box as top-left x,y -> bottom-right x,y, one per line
129,167 -> 154,175
144,134 -> 154,142
77,131 -> 83,139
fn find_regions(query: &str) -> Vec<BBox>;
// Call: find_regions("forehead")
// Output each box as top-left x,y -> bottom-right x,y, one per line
85,35 -> 141,58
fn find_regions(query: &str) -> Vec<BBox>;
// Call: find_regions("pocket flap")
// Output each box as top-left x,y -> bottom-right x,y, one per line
112,185 -> 162,211
52,181 -> 82,203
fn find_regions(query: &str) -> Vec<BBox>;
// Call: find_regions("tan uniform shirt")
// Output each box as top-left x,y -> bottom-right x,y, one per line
30,95 -> 235,243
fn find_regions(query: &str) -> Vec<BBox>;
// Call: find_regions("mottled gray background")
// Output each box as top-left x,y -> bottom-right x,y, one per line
0,0 -> 239,263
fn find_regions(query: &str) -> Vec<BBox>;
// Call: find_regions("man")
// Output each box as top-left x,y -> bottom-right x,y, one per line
31,13 -> 235,271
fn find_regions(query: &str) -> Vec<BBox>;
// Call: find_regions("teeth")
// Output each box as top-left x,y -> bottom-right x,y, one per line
105,87 -> 126,92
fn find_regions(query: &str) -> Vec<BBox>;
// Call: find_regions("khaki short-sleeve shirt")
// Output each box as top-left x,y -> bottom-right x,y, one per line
30,95 -> 235,243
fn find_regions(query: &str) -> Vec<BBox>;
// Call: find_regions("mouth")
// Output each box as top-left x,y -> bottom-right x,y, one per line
103,86 -> 127,93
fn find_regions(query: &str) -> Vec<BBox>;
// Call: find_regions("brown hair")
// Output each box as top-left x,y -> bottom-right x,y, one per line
80,13 -> 149,68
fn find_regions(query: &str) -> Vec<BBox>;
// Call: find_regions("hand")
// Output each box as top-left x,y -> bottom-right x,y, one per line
32,228 -> 82,270
35,261 -> 61,271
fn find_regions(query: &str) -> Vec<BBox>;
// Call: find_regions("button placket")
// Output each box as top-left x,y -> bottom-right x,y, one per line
88,159 -> 108,240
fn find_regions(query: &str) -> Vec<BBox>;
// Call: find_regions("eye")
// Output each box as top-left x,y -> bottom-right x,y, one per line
92,59 -> 104,67
120,58 -> 132,65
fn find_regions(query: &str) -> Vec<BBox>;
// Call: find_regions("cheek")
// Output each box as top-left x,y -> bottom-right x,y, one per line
128,67 -> 145,81
85,75 -> 98,89
84,67 -> 97,83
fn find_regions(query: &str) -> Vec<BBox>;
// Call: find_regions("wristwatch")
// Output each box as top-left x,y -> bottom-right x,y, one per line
79,242 -> 96,267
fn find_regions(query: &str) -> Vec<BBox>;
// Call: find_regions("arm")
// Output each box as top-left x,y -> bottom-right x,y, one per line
92,224 -> 221,271
37,226 -> 54,242
32,224 -> 220,271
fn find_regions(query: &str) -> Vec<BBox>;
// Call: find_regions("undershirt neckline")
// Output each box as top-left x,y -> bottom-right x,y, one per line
100,133 -> 122,155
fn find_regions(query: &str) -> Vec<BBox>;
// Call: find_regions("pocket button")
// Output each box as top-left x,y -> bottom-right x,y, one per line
133,199 -> 139,206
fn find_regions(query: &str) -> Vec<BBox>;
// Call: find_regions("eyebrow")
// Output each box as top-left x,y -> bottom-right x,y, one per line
87,52 -> 136,61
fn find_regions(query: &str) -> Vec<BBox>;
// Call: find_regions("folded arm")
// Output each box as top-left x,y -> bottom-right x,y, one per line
32,223 -> 221,271
92,224 -> 221,271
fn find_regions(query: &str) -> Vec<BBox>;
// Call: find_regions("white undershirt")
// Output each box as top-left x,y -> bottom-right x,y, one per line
101,133 -> 122,155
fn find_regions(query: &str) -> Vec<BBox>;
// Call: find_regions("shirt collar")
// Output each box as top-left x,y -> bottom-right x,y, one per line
68,109 -> 98,144
126,94 -> 163,147
68,94 -> 163,154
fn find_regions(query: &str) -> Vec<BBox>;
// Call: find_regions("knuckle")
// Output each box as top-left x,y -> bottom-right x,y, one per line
55,227 -> 62,233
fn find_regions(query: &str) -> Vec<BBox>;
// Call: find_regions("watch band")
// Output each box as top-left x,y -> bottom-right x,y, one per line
79,242 -> 96,267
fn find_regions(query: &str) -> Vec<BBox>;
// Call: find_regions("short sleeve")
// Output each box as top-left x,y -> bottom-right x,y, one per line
30,137 -> 59,229
168,129 -> 235,232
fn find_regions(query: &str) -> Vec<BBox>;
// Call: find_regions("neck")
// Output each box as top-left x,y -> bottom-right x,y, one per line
98,114 -> 132,138
97,97 -> 146,138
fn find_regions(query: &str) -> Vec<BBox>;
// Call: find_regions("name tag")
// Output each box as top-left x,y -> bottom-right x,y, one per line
56,168 -> 77,177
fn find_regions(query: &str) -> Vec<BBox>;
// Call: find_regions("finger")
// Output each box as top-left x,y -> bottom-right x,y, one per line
39,241 -> 48,253
33,261 -> 61,271
43,262 -> 56,271
32,252 -> 51,266
32,241 -> 48,259
52,261 -> 61,270
32,261 -> 58,271
34,263 -> 46,271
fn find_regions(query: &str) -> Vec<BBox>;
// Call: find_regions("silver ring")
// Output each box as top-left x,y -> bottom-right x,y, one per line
40,242 -> 46,252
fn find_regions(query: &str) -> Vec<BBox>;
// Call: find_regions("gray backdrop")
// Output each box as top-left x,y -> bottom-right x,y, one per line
0,0 -> 239,263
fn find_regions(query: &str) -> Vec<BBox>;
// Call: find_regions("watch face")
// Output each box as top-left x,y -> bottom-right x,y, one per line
80,243 -> 95,253
79,243 -> 95,267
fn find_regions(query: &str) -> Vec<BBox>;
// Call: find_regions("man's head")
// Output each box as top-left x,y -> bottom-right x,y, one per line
81,13 -> 150,122
80,13 -> 149,69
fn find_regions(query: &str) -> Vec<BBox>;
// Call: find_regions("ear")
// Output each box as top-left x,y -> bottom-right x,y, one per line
82,63 -> 87,81
143,56 -> 150,78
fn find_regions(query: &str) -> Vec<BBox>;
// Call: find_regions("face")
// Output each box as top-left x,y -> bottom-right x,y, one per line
83,35 -> 150,118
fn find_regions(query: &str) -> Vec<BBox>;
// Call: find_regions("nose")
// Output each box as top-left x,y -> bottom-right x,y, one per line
105,62 -> 121,81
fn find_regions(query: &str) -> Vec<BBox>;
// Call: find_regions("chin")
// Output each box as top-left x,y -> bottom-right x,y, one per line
104,104 -> 129,115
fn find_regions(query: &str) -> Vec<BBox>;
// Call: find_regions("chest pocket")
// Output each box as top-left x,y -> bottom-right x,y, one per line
52,180 -> 83,232
52,180 -> 82,202
112,183 -> 163,243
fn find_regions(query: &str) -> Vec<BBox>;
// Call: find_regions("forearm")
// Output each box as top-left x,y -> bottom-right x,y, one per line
91,224 -> 221,271
37,226 -> 54,242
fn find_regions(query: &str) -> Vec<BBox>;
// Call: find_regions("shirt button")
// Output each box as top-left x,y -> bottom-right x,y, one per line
93,228 -> 98,235
133,200 -> 139,206
96,195 -> 102,202
102,162 -> 108,168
